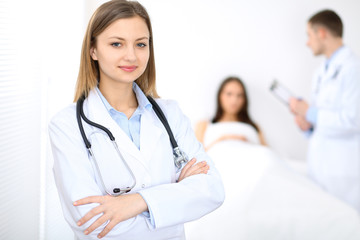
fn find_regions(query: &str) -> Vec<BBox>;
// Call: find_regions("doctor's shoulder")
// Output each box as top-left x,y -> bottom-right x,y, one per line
340,52 -> 360,80
152,98 -> 183,121
151,98 -> 192,132
48,103 -> 78,137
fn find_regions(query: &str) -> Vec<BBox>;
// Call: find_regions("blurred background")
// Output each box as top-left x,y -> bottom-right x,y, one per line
0,0 -> 359,239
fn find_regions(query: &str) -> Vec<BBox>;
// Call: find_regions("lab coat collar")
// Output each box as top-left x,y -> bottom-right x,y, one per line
85,88 -> 163,171
133,82 -> 152,112
325,45 -> 344,70
321,46 -> 351,81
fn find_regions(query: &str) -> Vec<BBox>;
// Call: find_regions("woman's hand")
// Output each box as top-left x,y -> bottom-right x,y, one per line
73,193 -> 148,238
205,134 -> 247,151
219,134 -> 247,142
178,158 -> 210,182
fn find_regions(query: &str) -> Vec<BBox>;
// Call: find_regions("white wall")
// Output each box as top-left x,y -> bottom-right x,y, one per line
0,1 -> 43,239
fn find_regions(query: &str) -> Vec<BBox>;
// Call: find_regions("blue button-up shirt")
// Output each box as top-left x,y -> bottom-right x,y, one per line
96,83 -> 152,150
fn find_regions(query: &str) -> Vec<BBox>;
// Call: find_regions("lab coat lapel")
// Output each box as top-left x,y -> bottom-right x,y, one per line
140,107 -> 164,164
322,47 -> 350,83
85,89 -> 145,165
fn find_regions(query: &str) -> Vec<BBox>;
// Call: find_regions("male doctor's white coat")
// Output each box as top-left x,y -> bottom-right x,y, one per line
49,89 -> 225,240
307,46 -> 360,212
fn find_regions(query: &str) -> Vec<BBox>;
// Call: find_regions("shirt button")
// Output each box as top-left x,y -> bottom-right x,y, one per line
141,184 -> 146,188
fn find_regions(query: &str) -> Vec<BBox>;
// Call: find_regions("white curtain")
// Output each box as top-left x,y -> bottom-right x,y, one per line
0,0 -> 84,239
0,0 -> 42,239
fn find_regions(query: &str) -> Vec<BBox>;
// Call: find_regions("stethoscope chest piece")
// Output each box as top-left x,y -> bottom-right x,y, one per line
173,147 -> 188,170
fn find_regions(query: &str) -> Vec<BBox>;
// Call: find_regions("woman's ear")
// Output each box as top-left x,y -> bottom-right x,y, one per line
90,47 -> 98,60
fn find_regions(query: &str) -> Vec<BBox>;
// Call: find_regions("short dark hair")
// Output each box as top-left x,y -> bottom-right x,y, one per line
308,10 -> 343,38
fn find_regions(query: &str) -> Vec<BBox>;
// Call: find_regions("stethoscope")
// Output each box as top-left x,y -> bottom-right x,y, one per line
76,94 -> 189,196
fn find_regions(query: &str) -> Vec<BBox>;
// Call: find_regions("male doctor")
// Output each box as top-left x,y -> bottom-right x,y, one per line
289,10 -> 360,212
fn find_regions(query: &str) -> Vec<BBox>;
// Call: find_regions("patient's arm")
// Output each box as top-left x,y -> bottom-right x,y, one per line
258,130 -> 267,146
205,134 -> 248,151
195,121 -> 208,144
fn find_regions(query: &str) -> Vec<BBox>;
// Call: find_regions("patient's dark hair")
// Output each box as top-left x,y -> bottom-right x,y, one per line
309,10 -> 343,38
212,77 -> 259,132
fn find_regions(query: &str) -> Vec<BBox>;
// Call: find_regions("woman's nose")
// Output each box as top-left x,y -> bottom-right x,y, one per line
124,46 -> 136,62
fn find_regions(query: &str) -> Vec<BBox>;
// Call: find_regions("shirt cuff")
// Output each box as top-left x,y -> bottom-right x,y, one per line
306,106 -> 318,125
304,128 -> 314,138
137,192 -> 156,229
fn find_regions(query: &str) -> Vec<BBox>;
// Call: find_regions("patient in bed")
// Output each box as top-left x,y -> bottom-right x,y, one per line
186,77 -> 360,240
195,76 -> 266,150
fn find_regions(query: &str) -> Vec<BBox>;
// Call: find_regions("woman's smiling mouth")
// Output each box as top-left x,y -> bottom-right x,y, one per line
119,65 -> 138,72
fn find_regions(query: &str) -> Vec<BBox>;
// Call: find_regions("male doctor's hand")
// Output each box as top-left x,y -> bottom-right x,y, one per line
73,193 -> 148,238
289,97 -> 309,117
294,115 -> 312,131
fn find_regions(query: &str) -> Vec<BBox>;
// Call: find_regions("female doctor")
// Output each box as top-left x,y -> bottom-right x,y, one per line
48,0 -> 225,239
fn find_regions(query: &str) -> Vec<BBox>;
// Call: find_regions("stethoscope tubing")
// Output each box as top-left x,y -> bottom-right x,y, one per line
76,94 -> 188,196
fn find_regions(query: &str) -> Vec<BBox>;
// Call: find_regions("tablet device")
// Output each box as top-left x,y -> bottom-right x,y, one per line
270,80 -> 294,105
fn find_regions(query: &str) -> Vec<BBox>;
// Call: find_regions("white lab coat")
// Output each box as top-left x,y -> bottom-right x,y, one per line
48,89 -> 225,240
308,46 -> 360,211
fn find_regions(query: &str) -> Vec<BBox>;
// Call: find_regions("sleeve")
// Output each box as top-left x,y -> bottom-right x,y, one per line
138,100 -> 225,229
301,106 -> 316,138
304,128 -> 314,138
316,62 -> 360,137
306,106 -> 318,126
48,107 -> 138,239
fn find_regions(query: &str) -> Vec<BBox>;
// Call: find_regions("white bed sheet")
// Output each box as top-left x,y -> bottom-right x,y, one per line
185,141 -> 360,240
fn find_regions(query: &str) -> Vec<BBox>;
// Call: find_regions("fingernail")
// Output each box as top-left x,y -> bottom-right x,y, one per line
77,221 -> 81,226
84,230 -> 89,235
98,234 -> 102,239
73,201 -> 77,206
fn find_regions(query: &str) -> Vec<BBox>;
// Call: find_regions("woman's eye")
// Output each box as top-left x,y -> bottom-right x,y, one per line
111,42 -> 122,47
137,43 -> 147,48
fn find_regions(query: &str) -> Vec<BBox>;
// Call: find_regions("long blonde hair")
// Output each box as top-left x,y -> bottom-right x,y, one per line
74,0 -> 158,102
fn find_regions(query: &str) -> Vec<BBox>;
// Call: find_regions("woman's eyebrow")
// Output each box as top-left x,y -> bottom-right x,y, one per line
108,36 -> 149,41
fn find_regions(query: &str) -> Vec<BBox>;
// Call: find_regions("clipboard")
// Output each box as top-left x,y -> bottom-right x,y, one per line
269,80 -> 294,105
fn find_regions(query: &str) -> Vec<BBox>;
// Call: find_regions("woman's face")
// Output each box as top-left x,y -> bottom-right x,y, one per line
91,16 -> 150,85
220,81 -> 245,115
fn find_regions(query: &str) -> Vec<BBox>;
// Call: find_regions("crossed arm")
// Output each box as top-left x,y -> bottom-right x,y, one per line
74,158 -> 209,239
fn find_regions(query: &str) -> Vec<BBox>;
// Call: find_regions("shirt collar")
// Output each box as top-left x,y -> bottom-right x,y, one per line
96,82 -> 152,114
133,82 -> 152,111
325,45 -> 345,70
